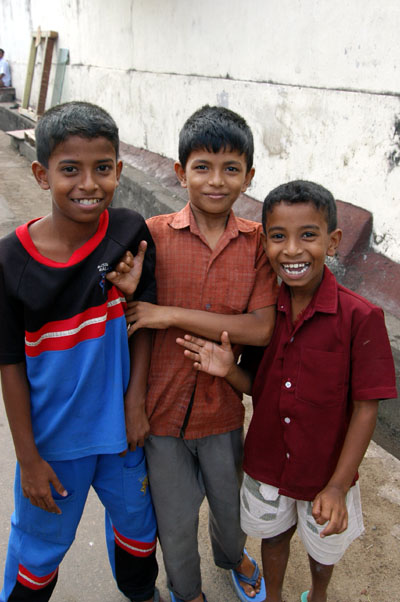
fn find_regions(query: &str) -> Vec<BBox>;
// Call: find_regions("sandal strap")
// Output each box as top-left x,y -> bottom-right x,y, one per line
233,557 -> 260,587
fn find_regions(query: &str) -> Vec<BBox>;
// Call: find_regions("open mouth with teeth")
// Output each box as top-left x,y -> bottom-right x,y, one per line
281,262 -> 310,276
73,199 -> 101,206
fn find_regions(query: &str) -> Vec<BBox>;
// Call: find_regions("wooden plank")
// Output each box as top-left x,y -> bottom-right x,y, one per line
22,37 -> 37,109
37,33 -> 57,115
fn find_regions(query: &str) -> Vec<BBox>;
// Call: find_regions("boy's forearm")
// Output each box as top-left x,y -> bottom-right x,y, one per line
225,364 -> 253,395
0,363 -> 40,464
325,399 -> 379,494
168,305 -> 275,346
125,329 -> 152,408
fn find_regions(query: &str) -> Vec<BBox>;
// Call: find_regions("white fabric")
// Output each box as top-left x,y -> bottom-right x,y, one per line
0,57 -> 11,86
240,474 -> 364,565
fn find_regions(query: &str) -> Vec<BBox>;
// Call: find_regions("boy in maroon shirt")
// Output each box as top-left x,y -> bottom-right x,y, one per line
177,180 -> 397,602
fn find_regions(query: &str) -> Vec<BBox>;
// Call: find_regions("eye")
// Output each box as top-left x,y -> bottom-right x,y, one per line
61,165 -> 78,174
226,166 -> 239,173
97,164 -> 112,173
269,233 -> 284,241
194,164 -> 208,171
302,231 -> 317,239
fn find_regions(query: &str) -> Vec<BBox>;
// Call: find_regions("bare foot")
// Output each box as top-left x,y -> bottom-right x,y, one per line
235,552 -> 262,598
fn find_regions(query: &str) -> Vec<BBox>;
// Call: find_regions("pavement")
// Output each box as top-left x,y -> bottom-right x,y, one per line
0,127 -> 400,601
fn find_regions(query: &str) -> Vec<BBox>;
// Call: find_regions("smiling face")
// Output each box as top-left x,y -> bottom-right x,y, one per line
263,201 -> 342,299
174,148 -> 254,219
32,135 -> 122,228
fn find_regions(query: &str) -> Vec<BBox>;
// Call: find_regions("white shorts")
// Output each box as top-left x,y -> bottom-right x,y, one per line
240,473 -> 364,565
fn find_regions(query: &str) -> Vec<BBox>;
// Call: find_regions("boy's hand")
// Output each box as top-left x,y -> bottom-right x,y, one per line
106,240 -> 147,296
20,457 -> 67,514
126,301 -> 172,335
176,331 -> 235,377
124,400 -> 150,451
312,484 -> 348,537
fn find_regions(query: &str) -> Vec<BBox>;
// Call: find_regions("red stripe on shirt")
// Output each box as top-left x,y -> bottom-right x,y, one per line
25,287 -> 126,357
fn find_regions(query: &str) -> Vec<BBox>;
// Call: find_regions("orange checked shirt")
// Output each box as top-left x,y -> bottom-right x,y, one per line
146,203 -> 278,439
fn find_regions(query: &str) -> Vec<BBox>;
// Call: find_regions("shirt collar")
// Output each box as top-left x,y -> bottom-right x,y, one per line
277,265 -> 338,319
169,203 -> 257,238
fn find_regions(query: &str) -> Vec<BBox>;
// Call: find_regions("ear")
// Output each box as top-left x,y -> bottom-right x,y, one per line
326,228 -> 342,257
32,161 -> 50,190
174,161 -> 187,188
241,167 -> 255,193
115,160 -> 123,187
260,230 -> 268,253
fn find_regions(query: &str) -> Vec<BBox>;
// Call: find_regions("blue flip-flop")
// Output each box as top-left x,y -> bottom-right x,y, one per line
230,549 -> 266,602
301,592 -> 310,602
169,592 -> 207,602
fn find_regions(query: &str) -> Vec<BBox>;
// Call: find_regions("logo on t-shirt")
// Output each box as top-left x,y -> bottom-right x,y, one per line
97,262 -> 112,294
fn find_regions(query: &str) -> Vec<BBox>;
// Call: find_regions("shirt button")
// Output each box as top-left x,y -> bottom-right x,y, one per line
285,381 -> 292,389
205,303 -> 211,310
290,336 -> 294,343
284,417 -> 291,424
286,452 -> 290,459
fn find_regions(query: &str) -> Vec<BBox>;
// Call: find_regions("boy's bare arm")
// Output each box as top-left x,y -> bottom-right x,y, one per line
106,241 -> 147,299
0,363 -> 67,513
126,302 -> 275,346
124,328 -> 152,450
312,399 -> 378,537
176,331 -> 253,394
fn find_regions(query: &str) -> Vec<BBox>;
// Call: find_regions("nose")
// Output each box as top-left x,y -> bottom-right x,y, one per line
208,169 -> 224,187
283,237 -> 302,257
78,169 -> 99,192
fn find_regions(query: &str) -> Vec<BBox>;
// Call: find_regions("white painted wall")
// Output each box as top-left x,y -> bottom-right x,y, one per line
1,0 -> 399,260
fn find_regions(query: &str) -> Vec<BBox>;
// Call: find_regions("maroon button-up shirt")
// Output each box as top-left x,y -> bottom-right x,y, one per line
243,267 -> 397,501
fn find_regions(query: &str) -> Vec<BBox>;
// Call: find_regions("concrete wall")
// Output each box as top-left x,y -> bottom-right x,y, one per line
1,0 -> 399,260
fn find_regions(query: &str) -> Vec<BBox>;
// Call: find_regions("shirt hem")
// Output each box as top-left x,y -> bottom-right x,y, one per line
38,440 -> 127,461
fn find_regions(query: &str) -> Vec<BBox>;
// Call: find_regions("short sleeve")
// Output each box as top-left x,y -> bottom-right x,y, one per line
351,305 -> 397,401
0,261 -> 25,364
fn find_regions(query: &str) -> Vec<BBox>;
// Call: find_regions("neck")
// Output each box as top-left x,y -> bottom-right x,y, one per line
190,204 -> 229,249
29,213 -> 102,262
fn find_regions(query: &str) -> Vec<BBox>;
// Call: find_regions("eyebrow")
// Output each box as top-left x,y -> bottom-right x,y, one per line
192,158 -> 243,166
58,158 -> 115,165
267,224 -> 321,232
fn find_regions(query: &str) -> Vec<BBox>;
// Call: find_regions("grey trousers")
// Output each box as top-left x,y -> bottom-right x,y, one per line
145,430 -> 246,601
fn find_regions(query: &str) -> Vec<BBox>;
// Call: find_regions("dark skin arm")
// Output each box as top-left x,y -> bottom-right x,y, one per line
126,303 -> 275,346
123,328 -> 153,450
312,399 -> 379,537
0,363 -> 67,513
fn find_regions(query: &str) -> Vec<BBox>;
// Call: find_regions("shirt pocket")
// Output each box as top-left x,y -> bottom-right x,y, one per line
296,347 -> 347,407
217,267 -> 258,314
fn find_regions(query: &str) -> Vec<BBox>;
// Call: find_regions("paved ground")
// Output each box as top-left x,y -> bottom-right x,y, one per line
0,130 -> 400,601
